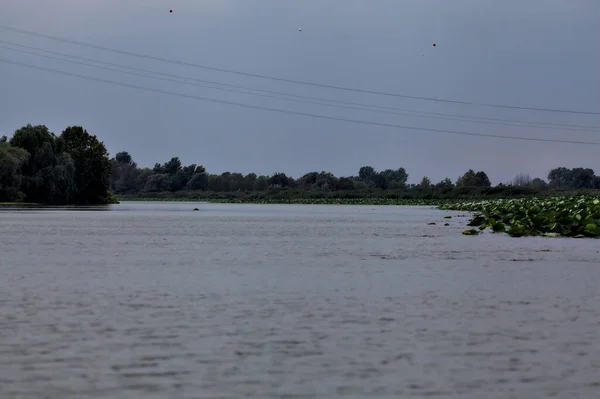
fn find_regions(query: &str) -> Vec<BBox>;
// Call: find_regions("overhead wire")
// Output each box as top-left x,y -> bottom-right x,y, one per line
1,24 -> 599,116
1,56 -> 599,146
0,41 -> 597,132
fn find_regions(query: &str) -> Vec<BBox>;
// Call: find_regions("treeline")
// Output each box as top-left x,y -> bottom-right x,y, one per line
110,155 -> 495,194
1,123 -> 599,205
110,153 -> 600,200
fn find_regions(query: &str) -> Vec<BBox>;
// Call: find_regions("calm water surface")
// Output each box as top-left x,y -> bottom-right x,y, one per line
1,202 -> 599,398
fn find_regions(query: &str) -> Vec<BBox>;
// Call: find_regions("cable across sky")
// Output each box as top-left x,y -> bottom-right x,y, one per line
1,42 -> 597,133
1,56 -> 599,146
1,24 -> 599,116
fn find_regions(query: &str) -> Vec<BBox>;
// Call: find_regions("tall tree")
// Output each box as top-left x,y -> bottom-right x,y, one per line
569,167 -> 596,189
0,142 -> 30,202
456,169 -> 477,187
474,171 -> 491,187
268,172 -> 291,188
60,126 -> 112,204
358,166 -> 376,184
9,124 -> 60,202
547,167 -> 570,189
9,124 -> 57,176
418,176 -> 432,188
379,168 -> 409,189
110,151 -> 139,194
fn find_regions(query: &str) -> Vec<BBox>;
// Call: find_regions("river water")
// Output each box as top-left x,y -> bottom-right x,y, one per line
1,202 -> 599,398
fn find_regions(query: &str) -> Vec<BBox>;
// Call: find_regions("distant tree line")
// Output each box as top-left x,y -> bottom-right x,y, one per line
1,123 -> 599,205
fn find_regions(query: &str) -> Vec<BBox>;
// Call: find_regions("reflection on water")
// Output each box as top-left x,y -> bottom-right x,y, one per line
1,202 -> 599,398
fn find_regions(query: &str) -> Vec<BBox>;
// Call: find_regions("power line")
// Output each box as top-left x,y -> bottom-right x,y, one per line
1,24 -> 598,116
1,40 -> 597,132
1,56 -> 599,146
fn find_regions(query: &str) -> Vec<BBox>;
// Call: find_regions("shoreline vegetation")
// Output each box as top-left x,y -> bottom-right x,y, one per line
115,187 -> 600,204
2,123 -> 599,238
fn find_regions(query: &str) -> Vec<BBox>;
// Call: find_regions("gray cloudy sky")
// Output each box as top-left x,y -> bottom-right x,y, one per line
1,0 -> 598,184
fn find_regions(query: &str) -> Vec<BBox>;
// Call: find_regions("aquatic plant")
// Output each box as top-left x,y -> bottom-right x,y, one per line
439,196 -> 600,238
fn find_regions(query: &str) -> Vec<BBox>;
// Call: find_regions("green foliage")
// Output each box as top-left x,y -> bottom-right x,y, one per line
3,122 -> 600,214
0,142 -> 30,202
439,196 -> 600,238
0,124 -> 112,205
419,176 -> 432,188
456,169 -> 491,188
60,126 -> 112,205
548,167 -> 598,190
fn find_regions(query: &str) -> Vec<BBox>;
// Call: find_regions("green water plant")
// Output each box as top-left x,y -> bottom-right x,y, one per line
440,196 -> 600,238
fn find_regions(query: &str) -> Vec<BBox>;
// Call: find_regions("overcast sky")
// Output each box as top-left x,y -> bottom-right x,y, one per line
1,0 -> 598,184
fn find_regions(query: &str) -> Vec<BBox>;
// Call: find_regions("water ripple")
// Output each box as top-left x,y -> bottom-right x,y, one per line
1,203 -> 599,398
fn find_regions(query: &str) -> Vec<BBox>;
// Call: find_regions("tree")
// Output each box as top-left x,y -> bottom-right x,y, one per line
172,163 -> 199,191
51,153 -> 77,203
9,124 -> 57,176
338,177 -> 355,190
297,171 -> 319,190
320,171 -> 339,190
243,173 -> 257,190
0,142 -> 30,202
435,178 -> 454,189
253,175 -> 269,191
268,172 -> 291,188
110,151 -> 138,194
512,173 -> 532,187
531,178 -> 548,190
163,157 -> 182,176
186,171 -> 208,190
143,174 -> 172,192
418,176 -> 432,189
60,126 -> 112,204
358,166 -> 376,184
548,167 -> 570,189
569,168 -> 595,189
548,167 -> 596,189
456,169 -> 477,187
136,168 -> 154,191
115,151 -> 133,165
9,124 -> 61,203
229,172 -> 245,191
378,168 -> 408,189
474,171 -> 491,187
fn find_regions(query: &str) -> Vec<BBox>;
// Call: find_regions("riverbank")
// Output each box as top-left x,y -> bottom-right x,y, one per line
115,187 -> 599,205
0,202 -> 41,206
